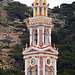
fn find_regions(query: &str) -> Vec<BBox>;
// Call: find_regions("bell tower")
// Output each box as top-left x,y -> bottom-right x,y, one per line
22,0 -> 59,75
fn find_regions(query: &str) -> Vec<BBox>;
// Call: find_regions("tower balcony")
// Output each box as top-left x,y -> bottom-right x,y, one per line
26,16 -> 54,27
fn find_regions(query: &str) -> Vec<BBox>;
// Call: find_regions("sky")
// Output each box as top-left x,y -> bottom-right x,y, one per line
14,0 -> 75,8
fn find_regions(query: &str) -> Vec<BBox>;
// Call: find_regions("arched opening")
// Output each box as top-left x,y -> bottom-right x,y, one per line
39,8 -> 42,16
44,29 -> 48,45
33,30 -> 37,45
28,67 -> 38,75
45,67 -> 48,75
45,67 -> 54,75
29,67 -> 32,75
35,8 -> 37,16
35,66 -> 38,75
50,67 -> 54,75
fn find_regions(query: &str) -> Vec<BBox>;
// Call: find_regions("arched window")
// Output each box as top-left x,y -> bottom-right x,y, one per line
44,29 -> 48,45
35,67 -> 38,75
33,30 -> 37,45
50,67 -> 54,75
45,67 -> 48,75
45,67 -> 54,75
29,67 -> 32,75
29,67 -> 38,75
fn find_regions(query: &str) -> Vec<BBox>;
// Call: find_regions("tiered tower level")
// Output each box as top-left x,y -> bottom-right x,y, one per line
22,0 -> 59,75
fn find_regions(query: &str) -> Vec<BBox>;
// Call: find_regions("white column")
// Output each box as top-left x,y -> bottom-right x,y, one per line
30,28 -> 32,46
43,0 -> 44,3
38,57 -> 40,75
25,59 -> 28,75
33,8 -> 35,16
46,8 -> 48,16
49,28 -> 51,45
54,59 -> 57,75
37,7 -> 39,16
43,57 -> 45,75
42,7 -> 44,16
37,28 -> 39,46
38,0 -> 39,3
33,30 -> 35,45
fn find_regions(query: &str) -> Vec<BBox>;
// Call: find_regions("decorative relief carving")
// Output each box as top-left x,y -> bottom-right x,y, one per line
29,18 -> 52,25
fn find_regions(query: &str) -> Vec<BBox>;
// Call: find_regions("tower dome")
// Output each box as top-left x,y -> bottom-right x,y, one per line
34,0 -> 47,5
32,0 -> 49,17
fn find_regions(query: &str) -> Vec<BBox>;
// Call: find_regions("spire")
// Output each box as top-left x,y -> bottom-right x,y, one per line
54,43 -> 55,49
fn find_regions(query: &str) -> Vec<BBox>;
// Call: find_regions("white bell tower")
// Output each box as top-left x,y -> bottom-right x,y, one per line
22,0 -> 59,75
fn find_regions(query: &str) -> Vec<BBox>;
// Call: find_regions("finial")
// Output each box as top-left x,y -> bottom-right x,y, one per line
23,48 -> 25,51
47,3 -> 49,6
25,43 -> 28,49
29,13 -> 30,17
32,3 -> 34,6
57,48 -> 58,51
54,43 -> 55,49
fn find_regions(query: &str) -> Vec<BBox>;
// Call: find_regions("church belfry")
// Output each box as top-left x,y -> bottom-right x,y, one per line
22,0 -> 59,75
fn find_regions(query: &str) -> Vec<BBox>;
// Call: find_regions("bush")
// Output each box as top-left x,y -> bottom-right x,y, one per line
0,59 -> 2,62
2,45 -> 10,49
7,17 -> 15,21
0,39 -> 11,44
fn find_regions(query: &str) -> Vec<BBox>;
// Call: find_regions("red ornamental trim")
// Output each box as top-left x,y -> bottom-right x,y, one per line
43,3 -> 45,5
47,4 -> 49,6
35,56 -> 37,58
49,42 -> 51,45
25,58 -> 27,60
55,58 -> 57,60
39,29 -> 43,46
32,3 -> 34,6
50,34 -> 51,36
30,34 -> 31,36
44,56 -> 47,58
50,57 -> 53,58
24,52 -> 58,56
36,3 -> 38,5
32,45 -> 57,51
29,57 -> 32,58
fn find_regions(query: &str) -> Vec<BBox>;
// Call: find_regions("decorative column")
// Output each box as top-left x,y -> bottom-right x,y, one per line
33,8 -> 35,16
40,56 -> 43,75
42,7 -> 44,16
30,28 -> 32,46
38,57 -> 40,75
38,0 -> 39,3
49,28 -> 51,45
42,27 -> 44,45
37,28 -> 39,46
37,7 -> 39,16
43,0 -> 44,3
46,8 -> 48,16
43,57 -> 45,75
39,28 -> 43,46
25,58 -> 28,75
